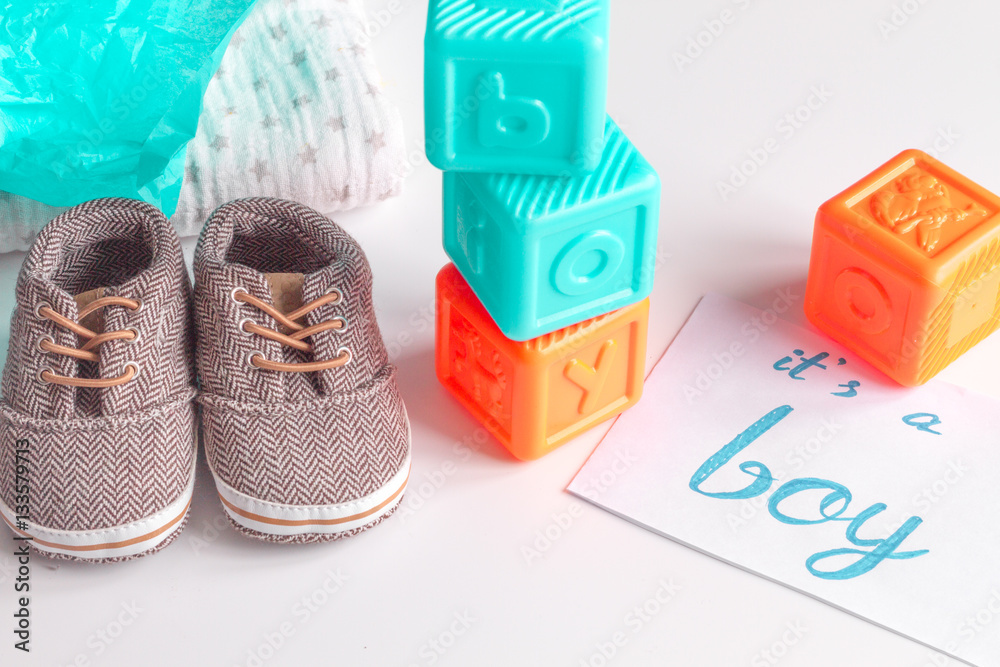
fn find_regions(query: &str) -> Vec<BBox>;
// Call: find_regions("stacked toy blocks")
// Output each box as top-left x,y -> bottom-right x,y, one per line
425,0 -> 662,460
806,149 -> 1000,386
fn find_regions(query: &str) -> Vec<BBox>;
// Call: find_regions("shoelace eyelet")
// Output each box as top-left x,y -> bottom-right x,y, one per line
124,327 -> 141,345
37,366 -> 54,384
332,316 -> 349,333
324,287 -> 344,305
336,346 -> 352,364
124,361 -> 141,379
246,350 -> 265,369
36,335 -> 54,352
34,301 -> 52,319
129,298 -> 143,314
231,287 -> 248,305
237,318 -> 256,336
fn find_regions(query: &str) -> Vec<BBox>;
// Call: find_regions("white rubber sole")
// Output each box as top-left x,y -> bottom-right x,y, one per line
212,455 -> 411,538
0,457 -> 196,561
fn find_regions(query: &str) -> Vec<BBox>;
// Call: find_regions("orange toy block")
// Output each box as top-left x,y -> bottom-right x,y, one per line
435,264 -> 648,461
806,149 -> 1000,386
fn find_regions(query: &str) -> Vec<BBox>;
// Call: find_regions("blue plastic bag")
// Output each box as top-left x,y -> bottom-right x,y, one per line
0,0 -> 257,216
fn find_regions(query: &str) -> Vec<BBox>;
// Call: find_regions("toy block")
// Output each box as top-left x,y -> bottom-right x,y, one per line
435,263 -> 648,461
805,149 -> 1000,386
424,0 -> 611,175
443,116 -> 660,341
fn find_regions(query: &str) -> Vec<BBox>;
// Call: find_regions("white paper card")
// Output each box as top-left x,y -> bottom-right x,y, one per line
569,293 -> 1000,666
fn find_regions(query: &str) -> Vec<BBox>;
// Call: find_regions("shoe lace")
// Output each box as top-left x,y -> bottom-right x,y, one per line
36,296 -> 141,388
233,288 -> 351,373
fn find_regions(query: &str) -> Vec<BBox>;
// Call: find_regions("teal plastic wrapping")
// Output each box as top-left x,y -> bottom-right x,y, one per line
0,0 -> 257,216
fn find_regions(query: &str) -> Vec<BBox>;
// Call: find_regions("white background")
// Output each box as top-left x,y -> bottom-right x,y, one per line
3,1 -> 1000,665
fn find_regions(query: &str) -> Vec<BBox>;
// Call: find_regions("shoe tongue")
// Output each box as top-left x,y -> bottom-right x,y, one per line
73,287 -> 106,334
265,273 -> 305,315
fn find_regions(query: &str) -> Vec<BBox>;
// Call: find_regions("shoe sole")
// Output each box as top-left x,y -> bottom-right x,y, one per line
223,501 -> 402,544
210,454 -> 410,542
0,456 -> 196,562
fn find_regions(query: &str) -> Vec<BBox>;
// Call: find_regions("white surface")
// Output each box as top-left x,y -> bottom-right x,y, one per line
3,1 -> 1000,665
570,293 -> 1000,667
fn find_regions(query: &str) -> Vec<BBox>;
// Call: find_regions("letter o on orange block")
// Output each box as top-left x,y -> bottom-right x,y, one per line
833,268 -> 893,335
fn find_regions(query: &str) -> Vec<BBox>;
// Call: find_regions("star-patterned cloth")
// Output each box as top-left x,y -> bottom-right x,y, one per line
0,0 -> 406,252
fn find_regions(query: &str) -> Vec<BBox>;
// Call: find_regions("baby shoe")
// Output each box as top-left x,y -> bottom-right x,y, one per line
194,198 -> 411,543
0,199 -> 197,561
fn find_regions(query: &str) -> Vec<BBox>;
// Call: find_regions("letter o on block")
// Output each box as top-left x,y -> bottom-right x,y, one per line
833,268 -> 893,335
553,230 -> 626,296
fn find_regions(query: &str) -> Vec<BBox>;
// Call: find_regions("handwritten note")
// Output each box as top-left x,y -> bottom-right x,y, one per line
569,293 -> 1000,666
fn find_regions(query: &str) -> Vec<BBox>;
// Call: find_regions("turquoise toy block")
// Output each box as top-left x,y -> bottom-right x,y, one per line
425,0 -> 611,175
443,117 -> 661,341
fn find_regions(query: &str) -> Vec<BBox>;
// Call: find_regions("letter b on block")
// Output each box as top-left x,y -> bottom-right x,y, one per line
436,264 -> 648,461
424,0 -> 610,175
478,72 -> 551,149
805,149 -> 1000,386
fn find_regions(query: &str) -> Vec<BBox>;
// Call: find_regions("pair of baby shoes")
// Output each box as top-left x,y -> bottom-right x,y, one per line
0,198 -> 410,561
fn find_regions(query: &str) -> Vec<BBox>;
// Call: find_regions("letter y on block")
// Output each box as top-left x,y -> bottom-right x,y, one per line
564,340 -> 617,414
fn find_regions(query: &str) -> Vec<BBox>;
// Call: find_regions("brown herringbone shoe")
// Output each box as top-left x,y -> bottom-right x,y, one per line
194,198 -> 410,543
0,199 -> 197,561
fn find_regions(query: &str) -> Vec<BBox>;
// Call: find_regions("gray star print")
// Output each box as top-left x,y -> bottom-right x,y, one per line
261,115 -> 280,129
270,24 -> 286,40
368,132 -> 387,152
186,165 -> 200,184
313,15 -> 332,29
326,116 -> 346,132
209,135 -> 229,152
366,82 -> 381,96
300,145 -> 318,165
252,159 -> 270,183
325,68 -> 340,82
291,50 -> 307,67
